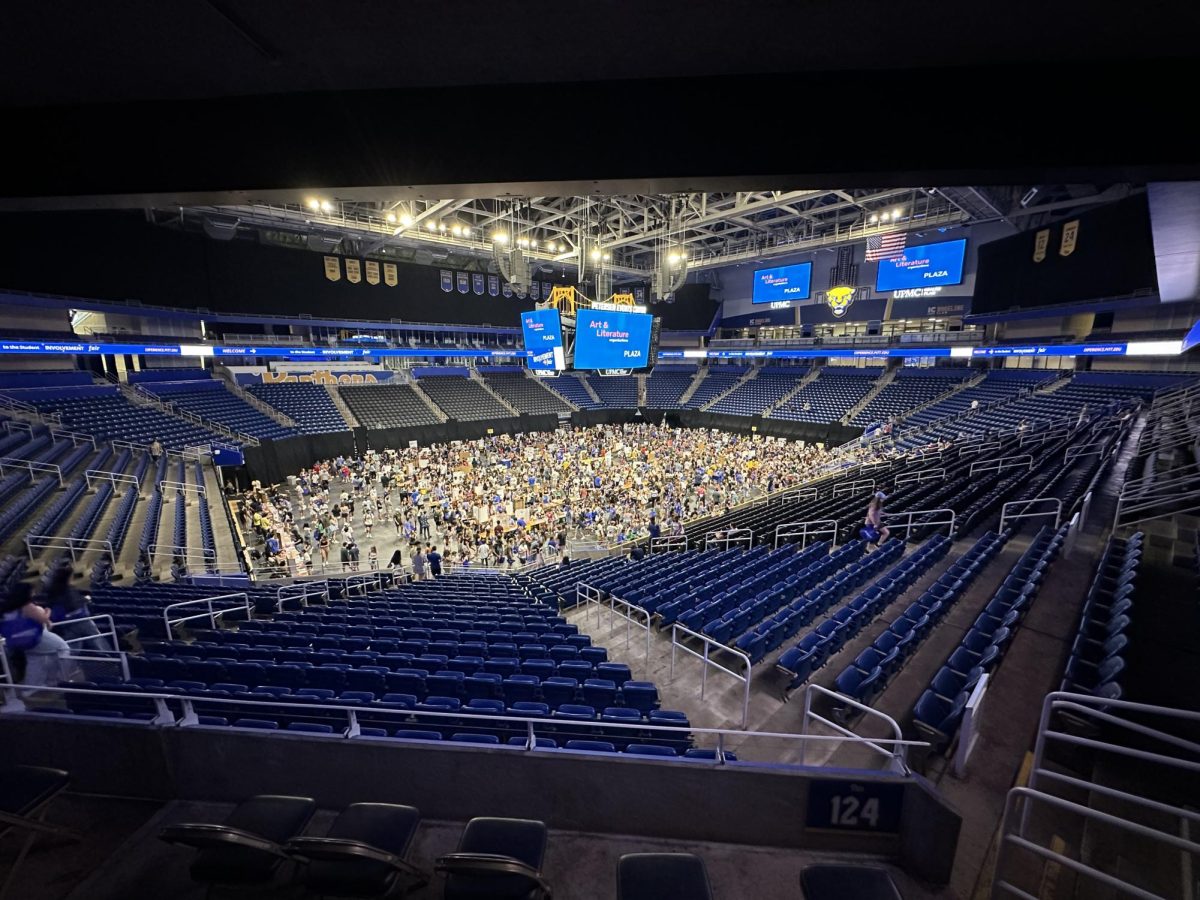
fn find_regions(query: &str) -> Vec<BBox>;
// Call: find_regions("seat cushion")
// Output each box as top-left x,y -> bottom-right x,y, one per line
799,865 -> 902,900
305,803 -> 421,896
445,817 -> 547,900
618,852 -> 713,900
191,795 -> 316,884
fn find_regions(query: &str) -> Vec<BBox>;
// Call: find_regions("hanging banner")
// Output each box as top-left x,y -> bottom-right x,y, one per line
502,281 -> 513,298
457,272 -> 470,294
543,281 -> 553,299
345,258 -> 362,284
1060,220 -> 1080,257
488,275 -> 500,297
1033,228 -> 1050,263
323,256 -> 342,282
364,260 -> 381,285
530,281 -> 540,300
634,286 -> 646,304
440,270 -> 453,292
515,284 -> 527,299
384,263 -> 398,287
472,273 -> 485,295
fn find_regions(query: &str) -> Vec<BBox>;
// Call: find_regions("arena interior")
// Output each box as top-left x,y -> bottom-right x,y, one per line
1,6 -> 1199,899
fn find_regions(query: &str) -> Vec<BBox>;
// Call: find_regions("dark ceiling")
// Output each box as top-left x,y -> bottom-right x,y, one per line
1,1 -> 1197,206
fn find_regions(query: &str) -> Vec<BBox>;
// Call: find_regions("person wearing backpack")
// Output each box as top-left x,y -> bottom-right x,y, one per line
1,583 -> 77,689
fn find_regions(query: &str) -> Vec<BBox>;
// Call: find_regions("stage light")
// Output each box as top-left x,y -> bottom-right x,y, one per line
590,248 -> 601,260
307,198 -> 321,211
438,223 -> 446,232
320,200 -> 334,213
869,214 -> 878,223
602,252 -> 611,261
894,207 -> 903,218
399,213 -> 413,227
668,253 -> 680,264
492,231 -> 509,244
557,244 -> 565,253
386,212 -> 396,223
517,238 -> 528,248
451,225 -> 462,236
426,221 -> 437,232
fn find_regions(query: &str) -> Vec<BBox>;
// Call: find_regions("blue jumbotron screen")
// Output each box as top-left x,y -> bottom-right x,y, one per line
752,262 -> 813,303
573,310 -> 654,369
874,238 -> 968,292
521,308 -> 566,371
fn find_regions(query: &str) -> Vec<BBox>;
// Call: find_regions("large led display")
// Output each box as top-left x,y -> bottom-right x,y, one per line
752,262 -> 813,303
874,238 -> 967,292
520,308 -> 566,371
574,310 -> 654,369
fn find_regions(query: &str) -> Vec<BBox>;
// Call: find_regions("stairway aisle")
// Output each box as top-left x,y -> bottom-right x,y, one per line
1083,410 -> 1146,536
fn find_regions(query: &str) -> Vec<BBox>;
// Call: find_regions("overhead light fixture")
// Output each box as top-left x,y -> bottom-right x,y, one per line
427,221 -> 438,232
320,200 -> 334,213
517,238 -> 529,248
399,213 -> 413,227
880,211 -> 890,220
385,212 -> 396,223
307,198 -> 321,211
492,230 -> 509,244
438,223 -> 446,232
557,244 -> 565,253
894,207 -> 903,218
602,252 -> 611,261
869,214 -> 878,223
668,253 -> 680,264
451,225 -> 462,236
590,248 -> 602,260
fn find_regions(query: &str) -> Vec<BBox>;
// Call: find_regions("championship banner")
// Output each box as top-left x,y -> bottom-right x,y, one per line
1033,229 -> 1050,263
384,263 -> 398,287
323,256 -> 342,282
457,272 -> 470,294
1060,220 -> 1079,257
488,275 -> 500,297
530,281 -> 540,300
345,258 -> 362,284
364,260 -> 381,285
543,281 -> 553,299
502,281 -> 513,298
515,283 -> 527,299
634,286 -> 645,304
472,273 -> 485,295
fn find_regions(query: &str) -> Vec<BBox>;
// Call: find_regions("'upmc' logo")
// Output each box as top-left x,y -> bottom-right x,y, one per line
826,286 -> 857,318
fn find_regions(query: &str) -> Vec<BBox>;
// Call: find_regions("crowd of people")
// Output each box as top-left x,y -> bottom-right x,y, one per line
239,424 -> 848,577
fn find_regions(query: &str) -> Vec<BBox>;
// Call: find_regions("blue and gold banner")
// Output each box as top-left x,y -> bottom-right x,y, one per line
530,281 -> 540,300
472,273 -> 485,295
634,286 -> 645,304
456,272 -> 470,294
502,281 -> 513,298
515,283 -> 527,299
440,270 -> 453,292
488,275 -> 500,296
543,281 -> 553,299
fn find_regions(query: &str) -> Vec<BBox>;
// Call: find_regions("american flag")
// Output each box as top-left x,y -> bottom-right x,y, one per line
865,231 -> 908,261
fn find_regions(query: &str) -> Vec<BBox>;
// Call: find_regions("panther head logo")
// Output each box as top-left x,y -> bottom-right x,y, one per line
826,285 -> 856,318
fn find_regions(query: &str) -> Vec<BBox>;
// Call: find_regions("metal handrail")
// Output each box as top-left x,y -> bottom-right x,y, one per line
969,454 -> 1034,477
24,534 -> 115,562
999,497 -> 1062,533
881,507 -> 956,540
48,614 -> 121,654
0,456 -> 63,486
162,592 -> 251,635
85,469 -> 140,490
773,519 -> 837,550
670,621 -> 752,729
158,479 -> 207,498
276,580 -> 330,613
0,682 -> 929,768
649,535 -> 688,553
703,527 -> 753,552
893,467 -> 944,488
148,544 -> 216,564
574,587 -> 652,672
833,478 -> 875,498
801,684 -> 911,773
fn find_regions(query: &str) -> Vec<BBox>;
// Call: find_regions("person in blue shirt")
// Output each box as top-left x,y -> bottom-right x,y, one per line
648,517 -> 661,541
426,545 -> 442,577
